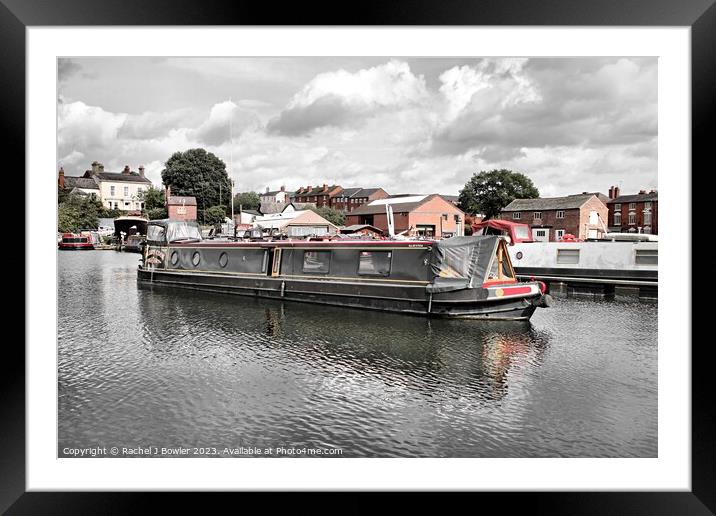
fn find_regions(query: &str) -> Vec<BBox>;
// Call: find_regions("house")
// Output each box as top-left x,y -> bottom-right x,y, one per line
259,186 -> 290,204
253,204 -> 338,238
165,186 -> 197,221
330,187 -> 390,212
606,186 -> 658,234
345,194 -> 466,238
293,184 -> 343,207
58,161 -> 153,211
499,193 -> 609,242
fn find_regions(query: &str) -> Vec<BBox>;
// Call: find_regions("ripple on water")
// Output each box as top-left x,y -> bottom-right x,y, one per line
57,251 -> 657,457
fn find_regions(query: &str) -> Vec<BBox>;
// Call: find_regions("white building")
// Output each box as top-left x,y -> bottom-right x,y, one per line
58,161 -> 153,211
259,186 -> 290,204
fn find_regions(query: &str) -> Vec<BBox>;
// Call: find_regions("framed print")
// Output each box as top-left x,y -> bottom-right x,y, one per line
6,0 -> 713,512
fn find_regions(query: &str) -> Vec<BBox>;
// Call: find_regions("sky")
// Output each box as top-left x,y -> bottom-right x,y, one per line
57,57 -> 657,198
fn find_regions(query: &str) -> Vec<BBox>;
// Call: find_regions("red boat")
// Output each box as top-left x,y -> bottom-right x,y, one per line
58,233 -> 94,250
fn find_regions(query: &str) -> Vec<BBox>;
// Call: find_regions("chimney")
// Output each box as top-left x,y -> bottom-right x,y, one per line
649,189 -> 656,194
122,165 -> 131,175
614,186 -> 620,198
266,186 -> 270,193
138,165 -> 145,178
638,189 -> 646,195
58,167 -> 65,189
608,186 -> 613,199
91,161 -> 100,175
323,183 -> 327,191
307,185 -> 313,193
280,185 -> 285,192
99,163 -> 104,173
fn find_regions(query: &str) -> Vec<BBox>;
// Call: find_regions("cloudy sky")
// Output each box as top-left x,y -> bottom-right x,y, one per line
57,57 -> 657,197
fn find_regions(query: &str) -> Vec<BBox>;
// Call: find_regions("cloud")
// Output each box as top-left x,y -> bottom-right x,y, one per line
58,101 -> 127,150
267,60 -> 429,135
190,101 -> 261,145
58,59 -> 82,83
118,108 -> 201,140
430,58 -> 657,157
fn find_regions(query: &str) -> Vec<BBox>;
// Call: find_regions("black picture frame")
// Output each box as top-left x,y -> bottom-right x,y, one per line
6,0 -> 711,512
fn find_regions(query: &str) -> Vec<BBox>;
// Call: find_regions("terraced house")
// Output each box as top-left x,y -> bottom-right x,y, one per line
500,193 -> 609,242
606,186 -> 658,234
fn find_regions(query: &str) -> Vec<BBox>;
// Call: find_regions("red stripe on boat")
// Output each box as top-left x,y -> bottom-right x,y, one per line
500,286 -> 534,295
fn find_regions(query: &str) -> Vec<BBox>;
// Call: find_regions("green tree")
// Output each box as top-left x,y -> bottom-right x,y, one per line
138,186 -> 168,219
161,149 -> 231,220
310,206 -> 346,226
138,185 -> 166,211
458,169 -> 539,219
234,191 -> 261,211
203,205 -> 227,226
58,193 -> 105,232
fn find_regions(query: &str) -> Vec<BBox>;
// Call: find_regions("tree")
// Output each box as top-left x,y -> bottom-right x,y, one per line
458,169 -> 539,219
310,206 -> 346,227
203,205 -> 227,226
138,186 -> 168,219
161,149 -> 231,219
234,191 -> 260,211
58,193 -> 105,232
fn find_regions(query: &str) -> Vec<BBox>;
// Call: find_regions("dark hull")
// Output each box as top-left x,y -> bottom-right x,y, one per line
514,266 -> 657,284
137,268 -> 538,320
58,245 -> 94,250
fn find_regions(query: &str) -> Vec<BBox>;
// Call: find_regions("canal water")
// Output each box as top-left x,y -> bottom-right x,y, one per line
58,251 -> 657,458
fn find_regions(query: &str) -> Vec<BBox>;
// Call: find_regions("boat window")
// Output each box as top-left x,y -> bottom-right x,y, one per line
635,249 -> 658,265
302,251 -> 331,274
147,225 -> 166,244
514,225 -> 531,240
557,249 -> 580,264
357,251 -> 392,276
166,222 -> 203,243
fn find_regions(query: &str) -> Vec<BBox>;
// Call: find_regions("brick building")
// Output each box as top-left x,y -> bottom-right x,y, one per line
165,186 -> 197,221
500,193 -> 609,242
293,184 -> 343,207
330,187 -> 390,212
346,195 -> 466,238
606,186 -> 658,234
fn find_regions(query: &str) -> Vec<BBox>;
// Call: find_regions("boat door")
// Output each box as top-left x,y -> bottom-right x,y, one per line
271,248 -> 282,277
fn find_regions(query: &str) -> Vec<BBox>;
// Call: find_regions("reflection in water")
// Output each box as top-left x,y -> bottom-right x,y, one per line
58,251 -> 657,458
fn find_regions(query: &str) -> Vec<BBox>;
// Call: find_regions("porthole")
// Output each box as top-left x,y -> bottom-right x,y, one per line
192,251 -> 201,267
515,251 -> 523,260
219,252 -> 228,268
170,251 -> 179,266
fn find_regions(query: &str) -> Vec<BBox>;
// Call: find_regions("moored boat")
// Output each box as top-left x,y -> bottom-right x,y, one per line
58,233 -> 94,250
137,219 -> 552,320
472,219 -> 657,285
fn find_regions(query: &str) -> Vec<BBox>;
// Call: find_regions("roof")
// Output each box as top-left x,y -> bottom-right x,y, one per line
608,191 -> 658,203
84,171 -> 152,183
63,176 -> 99,190
341,224 -> 384,233
349,195 -> 431,215
167,196 -> 197,206
337,187 -> 362,198
502,194 -> 598,211
294,184 -> 341,196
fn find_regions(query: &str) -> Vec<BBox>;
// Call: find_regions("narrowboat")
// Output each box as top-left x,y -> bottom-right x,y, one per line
472,219 -> 658,285
58,233 -> 94,250
137,219 -> 552,320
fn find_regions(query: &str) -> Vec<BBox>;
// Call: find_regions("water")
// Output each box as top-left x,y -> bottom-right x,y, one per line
58,250 -> 657,458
